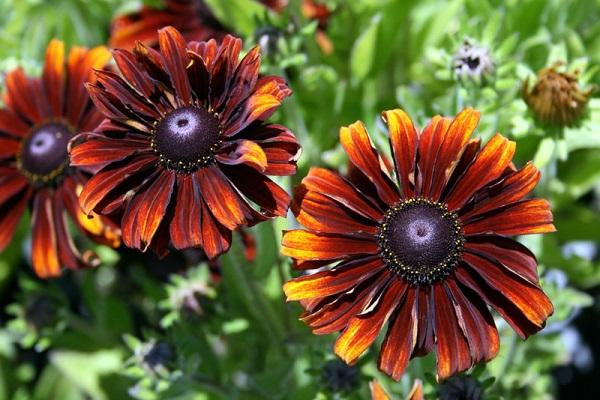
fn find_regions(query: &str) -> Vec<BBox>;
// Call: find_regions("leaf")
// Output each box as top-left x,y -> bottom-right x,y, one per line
350,14 -> 381,81
50,349 -> 123,400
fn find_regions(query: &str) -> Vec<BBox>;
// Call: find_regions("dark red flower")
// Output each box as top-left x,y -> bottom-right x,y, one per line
108,0 -> 289,51
282,108 -> 554,380
71,27 -> 300,259
0,40 -> 120,278
109,0 -> 227,50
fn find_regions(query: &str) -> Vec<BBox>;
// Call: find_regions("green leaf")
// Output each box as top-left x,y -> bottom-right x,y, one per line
350,14 -> 381,81
50,349 -> 124,400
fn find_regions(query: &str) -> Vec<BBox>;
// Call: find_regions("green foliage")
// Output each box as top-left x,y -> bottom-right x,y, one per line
1,0 -> 600,399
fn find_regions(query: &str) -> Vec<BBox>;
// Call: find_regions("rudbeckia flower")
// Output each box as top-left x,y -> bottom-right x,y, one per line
282,108 -> 554,380
71,27 -> 300,258
0,40 -> 120,278
108,0 -> 288,51
109,0 -> 227,50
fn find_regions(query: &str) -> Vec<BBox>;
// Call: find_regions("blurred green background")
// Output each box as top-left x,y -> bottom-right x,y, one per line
1,0 -> 600,398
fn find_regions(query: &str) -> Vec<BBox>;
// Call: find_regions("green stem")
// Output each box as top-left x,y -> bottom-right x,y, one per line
492,331 -> 518,390
221,249 -> 285,346
541,125 -> 563,197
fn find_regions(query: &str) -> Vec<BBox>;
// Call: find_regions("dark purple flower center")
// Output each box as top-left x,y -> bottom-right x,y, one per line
151,106 -> 222,173
18,122 -> 71,184
378,198 -> 464,286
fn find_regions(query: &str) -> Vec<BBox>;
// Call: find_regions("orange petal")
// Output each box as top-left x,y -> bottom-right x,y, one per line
283,256 -> 384,301
460,162 -> 541,221
340,121 -> 400,206
292,185 -> 378,236
303,167 -> 383,221
434,283 -> 472,380
378,288 -> 417,381
334,278 -> 405,364
428,108 -> 480,201
382,109 -> 418,198
369,380 -> 391,400
463,199 -> 555,236
170,175 -> 203,250
445,134 -> 516,210
459,253 -> 554,338
281,230 -> 378,261
42,39 -> 65,118
31,191 -> 61,278
217,139 -> 268,172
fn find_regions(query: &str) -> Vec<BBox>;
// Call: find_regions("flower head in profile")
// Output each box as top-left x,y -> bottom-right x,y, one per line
71,27 -> 300,259
523,62 -> 596,126
109,0 -> 227,50
453,38 -> 495,84
109,0 -> 289,50
282,108 -> 554,380
0,40 -> 120,278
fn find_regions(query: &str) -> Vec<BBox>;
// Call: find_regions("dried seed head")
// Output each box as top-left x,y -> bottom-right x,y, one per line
523,62 -> 596,127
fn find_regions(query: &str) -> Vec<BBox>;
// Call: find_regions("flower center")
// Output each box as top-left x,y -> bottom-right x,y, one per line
465,56 -> 480,70
18,122 -> 71,185
151,106 -> 222,173
378,198 -> 464,286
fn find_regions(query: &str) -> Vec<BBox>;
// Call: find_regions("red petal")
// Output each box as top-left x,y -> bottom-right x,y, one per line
122,171 -> 175,251
170,175 -> 203,249
200,196 -> 232,259
208,35 -> 243,110
378,288 -> 417,380
113,49 -> 160,101
413,286 -> 435,357
339,121 -> 400,206
382,109 -> 418,198
52,187 -> 97,271
95,70 -> 161,119
0,171 -> 28,205
445,278 -> 500,365
303,271 -> 390,334
217,139 -> 268,172
292,185 -> 378,236
303,167 -> 383,221
241,124 -> 301,176
195,166 -> 255,230
465,236 -> 539,284
220,46 -> 261,120
220,164 -> 291,218
334,278 -> 405,364
460,162 -> 541,221
416,116 -> 451,198
434,283 -> 472,379
459,253 -> 553,338
0,137 -> 20,160
0,109 -> 31,137
5,68 -> 42,124
281,230 -> 379,261
70,133 -> 151,168
31,191 -> 61,278
42,39 -> 65,118
283,256 -> 384,301
158,26 -> 192,105
0,185 -> 29,251
463,199 -> 555,236
186,50 -> 210,105
444,134 -> 516,211
79,153 -> 157,214
223,76 -> 291,136
428,108 -> 480,201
